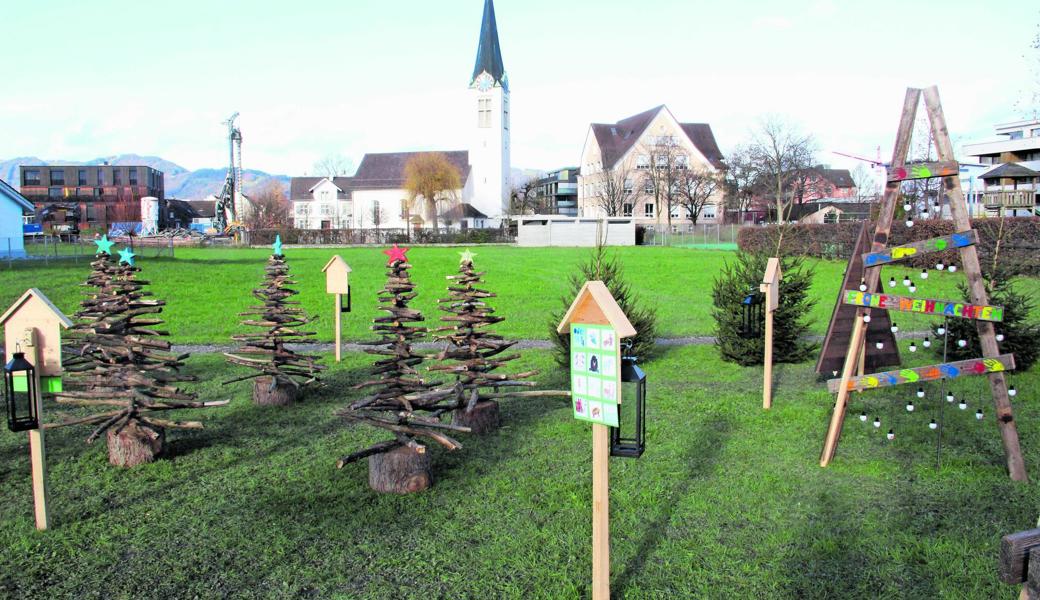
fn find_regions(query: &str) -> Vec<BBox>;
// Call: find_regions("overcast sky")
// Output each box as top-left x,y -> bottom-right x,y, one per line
1,0 -> 1037,176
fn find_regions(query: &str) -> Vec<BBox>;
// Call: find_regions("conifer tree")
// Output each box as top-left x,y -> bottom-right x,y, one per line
53,236 -> 226,467
224,236 -> 325,405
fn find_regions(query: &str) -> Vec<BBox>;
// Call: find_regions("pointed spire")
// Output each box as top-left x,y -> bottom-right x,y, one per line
471,0 -> 507,90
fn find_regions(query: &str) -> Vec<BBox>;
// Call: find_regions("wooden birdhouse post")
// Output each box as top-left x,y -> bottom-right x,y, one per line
556,281 -> 637,600
322,255 -> 352,362
0,288 -> 73,530
761,258 -> 781,409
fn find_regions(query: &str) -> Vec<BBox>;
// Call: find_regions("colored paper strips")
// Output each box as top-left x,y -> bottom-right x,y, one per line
827,354 -> 1016,393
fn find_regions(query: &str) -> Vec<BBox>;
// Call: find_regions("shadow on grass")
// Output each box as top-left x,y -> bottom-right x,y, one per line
613,414 -> 732,595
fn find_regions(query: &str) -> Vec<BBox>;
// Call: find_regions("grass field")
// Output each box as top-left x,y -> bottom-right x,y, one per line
3,245 -> 1036,346
0,345 -> 1037,598
1,246 -> 1038,598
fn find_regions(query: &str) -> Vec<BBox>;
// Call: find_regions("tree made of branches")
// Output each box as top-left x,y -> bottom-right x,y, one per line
403,152 -> 462,231
53,241 -> 226,467
224,239 -> 325,405
336,245 -> 459,493
429,250 -> 544,434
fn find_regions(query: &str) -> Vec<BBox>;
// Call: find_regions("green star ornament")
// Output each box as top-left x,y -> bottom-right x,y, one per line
459,249 -> 477,265
118,247 -> 136,266
94,234 -> 115,255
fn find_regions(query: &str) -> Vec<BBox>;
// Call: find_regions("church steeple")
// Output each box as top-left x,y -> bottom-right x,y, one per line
471,0 -> 507,90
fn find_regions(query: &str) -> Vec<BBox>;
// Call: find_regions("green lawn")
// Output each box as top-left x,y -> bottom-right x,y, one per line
0,346 -> 1037,598
3,245 -> 1034,346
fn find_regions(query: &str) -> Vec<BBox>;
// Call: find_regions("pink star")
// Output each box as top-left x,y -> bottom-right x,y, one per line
383,244 -> 410,265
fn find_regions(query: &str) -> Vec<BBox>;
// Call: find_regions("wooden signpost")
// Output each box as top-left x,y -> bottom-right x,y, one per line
556,281 -> 637,600
0,288 -> 73,530
322,255 -> 352,362
818,86 -> 1027,481
761,258 -> 781,410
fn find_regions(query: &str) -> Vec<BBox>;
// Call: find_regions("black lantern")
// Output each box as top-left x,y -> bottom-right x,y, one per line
341,285 -> 352,313
739,291 -> 764,339
611,355 -> 646,458
4,352 -> 40,432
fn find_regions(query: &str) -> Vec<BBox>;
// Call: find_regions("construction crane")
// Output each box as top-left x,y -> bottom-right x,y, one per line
214,112 -> 243,234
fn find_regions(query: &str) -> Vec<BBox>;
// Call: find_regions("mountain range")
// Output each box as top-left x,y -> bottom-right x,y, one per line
0,154 -> 289,200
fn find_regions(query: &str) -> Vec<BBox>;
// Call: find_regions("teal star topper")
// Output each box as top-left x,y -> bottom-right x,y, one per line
272,234 -> 283,257
118,247 -> 136,266
94,234 -> 115,255
459,249 -> 477,265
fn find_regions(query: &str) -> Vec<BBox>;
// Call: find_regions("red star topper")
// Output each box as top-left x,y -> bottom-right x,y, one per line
382,244 -> 410,265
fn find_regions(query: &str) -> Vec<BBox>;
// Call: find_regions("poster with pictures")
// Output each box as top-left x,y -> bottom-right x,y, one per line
570,322 -> 620,427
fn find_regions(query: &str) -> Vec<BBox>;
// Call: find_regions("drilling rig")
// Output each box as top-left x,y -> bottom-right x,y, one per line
214,112 -> 244,234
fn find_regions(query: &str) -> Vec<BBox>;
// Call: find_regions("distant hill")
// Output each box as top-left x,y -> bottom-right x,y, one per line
0,154 -> 288,200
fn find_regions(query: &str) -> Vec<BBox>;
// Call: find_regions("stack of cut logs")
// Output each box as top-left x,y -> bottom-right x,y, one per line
224,253 -> 325,405
337,254 -> 460,493
431,256 -> 538,433
54,252 -> 226,467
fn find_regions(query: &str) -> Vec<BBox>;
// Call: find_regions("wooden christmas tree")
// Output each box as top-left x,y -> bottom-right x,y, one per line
53,237 -> 226,467
337,244 -> 460,494
224,235 -> 325,405
429,249 -> 538,433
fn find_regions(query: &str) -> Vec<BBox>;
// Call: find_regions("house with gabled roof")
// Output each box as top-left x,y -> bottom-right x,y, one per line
577,105 -> 726,229
0,178 -> 34,258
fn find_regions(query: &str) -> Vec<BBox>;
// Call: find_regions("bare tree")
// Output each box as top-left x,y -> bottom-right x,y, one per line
508,177 -> 544,216
403,152 -> 462,230
639,136 -> 685,227
674,168 -> 723,226
746,116 -> 818,223
723,144 -> 759,224
850,164 -> 881,202
312,153 -> 354,178
243,180 -> 290,231
586,163 -> 635,217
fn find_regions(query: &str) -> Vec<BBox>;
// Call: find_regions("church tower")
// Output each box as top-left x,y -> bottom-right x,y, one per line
468,0 -> 510,220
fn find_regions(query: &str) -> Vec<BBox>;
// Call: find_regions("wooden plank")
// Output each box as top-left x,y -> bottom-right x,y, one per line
826,354 -> 1015,394
1000,528 -> 1040,584
842,290 -> 1004,322
862,231 -> 978,267
886,160 -> 959,182
763,309 -> 774,410
334,293 -> 342,362
821,315 -> 866,466
591,423 -> 610,600
25,328 -> 50,531
923,85 -> 1028,482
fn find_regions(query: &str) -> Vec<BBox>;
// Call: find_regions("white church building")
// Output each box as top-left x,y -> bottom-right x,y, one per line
290,0 -> 510,230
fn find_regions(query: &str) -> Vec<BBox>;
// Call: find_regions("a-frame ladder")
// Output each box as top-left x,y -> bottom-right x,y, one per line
819,86 -> 1027,481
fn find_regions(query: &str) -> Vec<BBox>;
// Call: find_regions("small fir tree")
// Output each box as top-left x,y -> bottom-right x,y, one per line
224,236 -> 325,405
53,237 -> 226,467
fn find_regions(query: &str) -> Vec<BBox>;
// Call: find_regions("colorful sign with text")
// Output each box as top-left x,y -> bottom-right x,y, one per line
843,290 -> 1003,322
570,323 -> 620,427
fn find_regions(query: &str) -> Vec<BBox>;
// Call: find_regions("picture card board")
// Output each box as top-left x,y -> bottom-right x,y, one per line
570,323 -> 621,427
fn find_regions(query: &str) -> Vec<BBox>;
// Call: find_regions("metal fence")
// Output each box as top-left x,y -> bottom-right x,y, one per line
1,236 -> 176,269
250,227 -> 517,246
641,223 -> 741,248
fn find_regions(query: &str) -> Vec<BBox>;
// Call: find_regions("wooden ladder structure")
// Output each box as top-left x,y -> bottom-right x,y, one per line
818,86 -> 1028,481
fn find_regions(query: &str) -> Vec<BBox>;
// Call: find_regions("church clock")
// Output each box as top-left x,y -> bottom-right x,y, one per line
475,71 -> 494,92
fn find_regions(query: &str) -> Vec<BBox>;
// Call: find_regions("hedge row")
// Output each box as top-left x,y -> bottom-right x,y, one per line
737,217 -> 1040,276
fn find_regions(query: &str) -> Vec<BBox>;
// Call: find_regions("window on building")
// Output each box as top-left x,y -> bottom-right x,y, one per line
478,97 -> 492,128
129,168 -> 138,185
503,97 -> 509,131
623,178 -> 633,194
676,155 -> 689,169
320,204 -> 333,216
622,203 -> 633,217
86,204 -> 98,222
50,169 -> 65,185
97,168 -> 105,186
78,169 -> 88,185
636,154 -> 650,169
1009,131 -> 1024,140
295,203 -> 311,216
644,203 -> 654,217
23,169 -> 40,186
49,187 -> 63,198
654,154 -> 668,168
670,206 -> 682,218
113,169 -> 122,185
644,180 -> 654,194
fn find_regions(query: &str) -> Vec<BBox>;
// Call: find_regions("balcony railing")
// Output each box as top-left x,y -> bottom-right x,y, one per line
983,191 -> 1038,208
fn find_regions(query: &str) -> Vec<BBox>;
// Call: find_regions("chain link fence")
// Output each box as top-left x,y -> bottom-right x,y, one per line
640,223 -> 741,249
2,236 -> 176,269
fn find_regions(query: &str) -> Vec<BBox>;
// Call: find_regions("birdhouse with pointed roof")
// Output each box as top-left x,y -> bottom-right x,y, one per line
322,255 -> 352,295
556,281 -> 636,338
1,288 -> 73,377
761,257 -> 782,313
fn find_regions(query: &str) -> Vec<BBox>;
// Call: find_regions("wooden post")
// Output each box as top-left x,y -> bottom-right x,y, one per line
24,328 -> 50,530
763,309 -> 774,409
821,313 -> 866,466
334,293 -> 342,362
923,85 -> 1027,482
592,423 -> 609,600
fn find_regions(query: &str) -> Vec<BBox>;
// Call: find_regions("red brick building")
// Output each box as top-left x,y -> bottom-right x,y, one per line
19,164 -> 164,232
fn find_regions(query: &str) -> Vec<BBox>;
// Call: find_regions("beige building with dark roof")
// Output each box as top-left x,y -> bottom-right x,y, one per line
577,105 -> 726,229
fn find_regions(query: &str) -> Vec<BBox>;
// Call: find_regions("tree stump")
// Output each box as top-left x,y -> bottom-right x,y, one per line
107,421 -> 165,467
253,377 -> 298,406
452,400 -> 501,435
368,445 -> 432,494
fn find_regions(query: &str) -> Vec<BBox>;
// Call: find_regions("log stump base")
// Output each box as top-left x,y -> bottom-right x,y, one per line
107,421 -> 165,467
368,446 -> 432,494
253,376 -> 298,406
452,400 -> 501,435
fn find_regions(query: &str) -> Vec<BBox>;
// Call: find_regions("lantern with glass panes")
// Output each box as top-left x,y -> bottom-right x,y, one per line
739,290 -> 764,339
4,350 -> 40,432
610,344 -> 646,458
